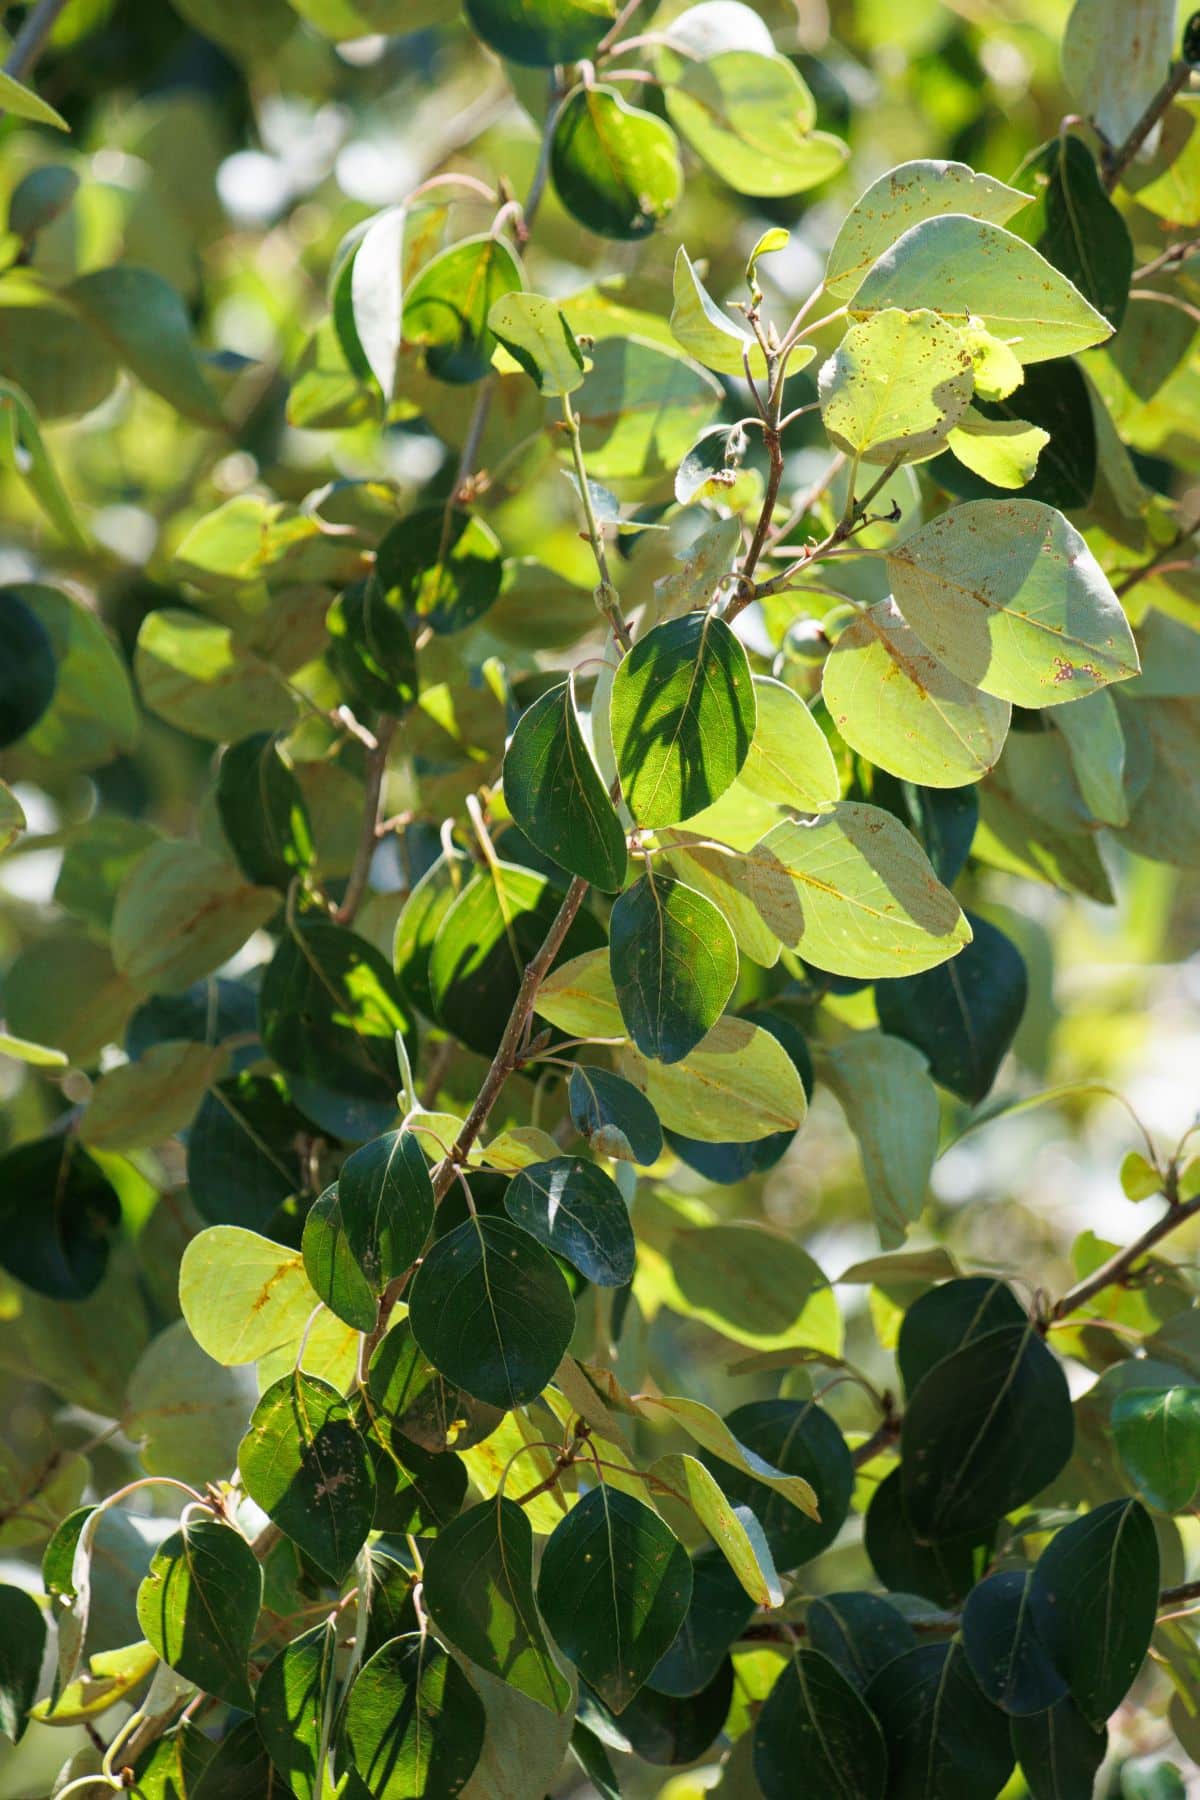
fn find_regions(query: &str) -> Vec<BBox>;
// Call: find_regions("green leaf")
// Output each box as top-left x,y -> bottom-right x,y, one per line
0,378 -> 87,546
302,1186 -> 379,1332
620,1012 -> 809,1143
664,51 -> 847,197
403,234 -> 523,383
1054,686 -> 1127,826
504,1156 -> 635,1287
1013,135 -> 1132,328
1061,0 -> 1176,146
610,612 -> 755,828
961,1570 -> 1068,1717
326,579 -> 418,717
886,499 -> 1139,708
0,67 -> 68,128
65,266 -> 222,424
704,1398 -> 852,1573
408,1214 -> 575,1409
55,816 -> 158,935
488,293 -> 587,396
819,308 -> 975,464
819,1033 -> 940,1247
463,0 -> 614,66
649,1454 -> 782,1608
537,1486 -> 693,1713
740,676 -> 841,810
933,357 -> 1096,510
423,1497 -> 571,1713
0,780 -> 25,853
364,1409 -> 469,1536
753,1650 -> 888,1800
850,218 -> 1111,364
865,1641 -> 1014,1800
135,1518 -> 260,1708
825,159 -> 1032,299
1012,1697 -> 1108,1800
649,1547 -> 755,1698
215,733 -> 313,892
125,1320 -> 257,1490
864,1469 -> 992,1608
610,872 -> 738,1065
806,1593 -> 917,1691
943,407 -> 1050,490
568,1065 -> 662,1164
577,336 -> 722,481
823,598 -> 1011,787
134,609 -> 294,742
255,1618 -> 337,1800
0,1585 -> 46,1742
636,1394 -> 819,1519
875,913 -> 1028,1105
368,1319 -> 503,1455
339,1127 -> 434,1292
0,587 -> 56,749
655,515 -> 743,613
1030,1498 -> 1159,1727
428,859 -> 604,1058
178,1225 -> 322,1365
111,840 -> 277,997
670,247 -> 769,380
1113,1386 -> 1200,1512
0,1136 -> 120,1301
896,1276 -> 1026,1397
755,803 -> 971,977
372,504 -> 503,635
239,1370 -> 375,1581
259,920 -> 414,1141
79,1039 -> 222,1153
504,676 -> 627,891
900,1322 -> 1074,1538
345,1634 -> 485,1797
5,582 -> 137,768
551,85 -> 683,240
187,1073 -> 309,1231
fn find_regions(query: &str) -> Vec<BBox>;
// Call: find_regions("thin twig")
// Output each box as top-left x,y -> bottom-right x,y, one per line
333,716 -> 396,925
1102,58 -> 1194,191
3,0 -> 71,84
1051,1190 -> 1200,1322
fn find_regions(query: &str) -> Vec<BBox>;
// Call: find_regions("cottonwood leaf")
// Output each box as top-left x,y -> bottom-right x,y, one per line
489,292 -> 587,396
302,1187 -> 379,1332
664,50 -> 847,197
619,1014 -> 809,1144
345,1634 -> 485,1798
567,1065 -> 662,1164
338,1127 -> 434,1292
649,1453 -> 782,1608
825,159 -> 1031,298
609,872 -> 738,1064
635,1394 -> 818,1518
504,1157 -> 635,1287
740,675 -> 841,809
239,1370 -> 375,1582
875,913 -> 1028,1105
552,85 -> 683,240
136,1518 -> 260,1708
111,840 -> 277,997
865,1641 -> 1014,1800
819,308 -> 975,464
753,1651 -> 888,1800
403,235 -> 522,384
703,1397 -> 852,1573
504,676 -> 627,891
255,1618 -> 337,1800
961,1570 -> 1068,1716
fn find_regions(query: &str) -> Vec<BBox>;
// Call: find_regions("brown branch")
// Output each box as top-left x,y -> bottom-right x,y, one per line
852,1413 -> 902,1468
1051,1188 -> 1200,1322
333,716 -> 396,926
1102,58 -> 1194,192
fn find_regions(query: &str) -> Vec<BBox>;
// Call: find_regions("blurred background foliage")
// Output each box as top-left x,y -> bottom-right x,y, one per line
0,0 -> 1198,1794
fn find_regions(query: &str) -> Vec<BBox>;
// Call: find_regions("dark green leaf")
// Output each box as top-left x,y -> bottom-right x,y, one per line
900,1322 -> 1074,1538
0,1136 -> 121,1301
422,1497 -> 571,1713
65,266 -> 221,424
302,1186 -> 379,1332
650,1548 -> 756,1698
1112,1386 -> 1200,1512
504,1156 -> 635,1287
345,1633 -> 485,1797
464,0 -> 614,66
568,1065 -> 662,1165
216,733 -> 314,892
392,852 -> 462,1020
552,85 -> 683,240
326,578 -> 418,718
135,1518 -> 261,1708
187,1073 -> 311,1232
368,1319 -> 503,1455
1012,1696 -> 1108,1800
865,1469 -> 993,1608
259,920 -> 414,1141
8,165 -> 78,244
403,235 -> 522,383
428,859 -> 604,1057
408,1214 -> 575,1409
754,1650 -> 888,1800
364,1411 -> 468,1534
571,1721 -> 622,1800
504,677 -> 627,891
0,1585 -> 45,1742
610,873 -> 738,1065
610,612 -> 756,828
704,1399 -> 853,1573
602,1658 -> 733,1765
875,914 -> 1028,1104
1029,1498 -> 1159,1727
537,1486 -> 693,1713
0,586 -> 56,749
187,1720 -> 279,1800
255,1617 -> 337,1800
866,1640 -> 1014,1800
1014,136 -> 1133,327
897,1276 -> 1027,1396
806,1592 -> 918,1692
239,1370 -> 375,1581
962,1571 -> 1069,1716
372,505 -> 503,636
362,1552 -> 418,1661
338,1128 -> 434,1293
